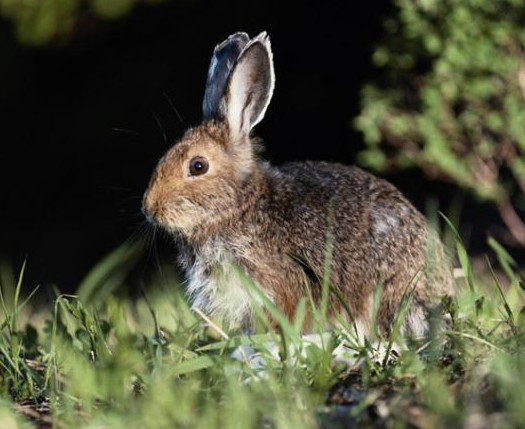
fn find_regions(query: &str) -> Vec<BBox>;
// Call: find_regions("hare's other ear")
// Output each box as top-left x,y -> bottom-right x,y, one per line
226,32 -> 275,138
202,32 -> 250,121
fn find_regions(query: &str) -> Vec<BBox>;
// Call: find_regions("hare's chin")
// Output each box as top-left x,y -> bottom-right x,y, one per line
152,213 -> 200,235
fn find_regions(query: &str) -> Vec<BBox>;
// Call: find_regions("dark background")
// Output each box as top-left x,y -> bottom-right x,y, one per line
0,0 -> 499,292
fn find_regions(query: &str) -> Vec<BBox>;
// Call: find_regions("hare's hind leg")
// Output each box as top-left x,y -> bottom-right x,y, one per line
403,298 -> 430,337
377,270 -> 431,338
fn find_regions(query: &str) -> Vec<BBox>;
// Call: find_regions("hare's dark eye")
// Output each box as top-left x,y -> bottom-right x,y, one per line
189,156 -> 209,176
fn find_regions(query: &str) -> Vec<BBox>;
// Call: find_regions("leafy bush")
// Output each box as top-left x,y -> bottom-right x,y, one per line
356,0 -> 525,246
0,0 -> 163,45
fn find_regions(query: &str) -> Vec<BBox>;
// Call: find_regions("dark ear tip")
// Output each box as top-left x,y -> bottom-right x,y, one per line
214,32 -> 250,53
203,32 -> 251,121
230,31 -> 250,42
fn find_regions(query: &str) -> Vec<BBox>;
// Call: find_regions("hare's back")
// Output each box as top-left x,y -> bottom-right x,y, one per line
272,161 -> 427,259
276,161 -> 411,206
268,161 -> 440,309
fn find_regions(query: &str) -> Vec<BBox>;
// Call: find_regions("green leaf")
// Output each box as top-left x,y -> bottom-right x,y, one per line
169,355 -> 216,376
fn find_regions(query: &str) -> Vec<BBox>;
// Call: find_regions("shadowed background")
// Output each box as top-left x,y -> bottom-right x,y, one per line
0,0 -> 514,291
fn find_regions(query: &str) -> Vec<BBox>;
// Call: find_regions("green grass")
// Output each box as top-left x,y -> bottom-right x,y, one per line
0,232 -> 524,428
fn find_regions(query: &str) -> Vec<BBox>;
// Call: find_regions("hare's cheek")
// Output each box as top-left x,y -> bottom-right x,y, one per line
158,198 -> 205,228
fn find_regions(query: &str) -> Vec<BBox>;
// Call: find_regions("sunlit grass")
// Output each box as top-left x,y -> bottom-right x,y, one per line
0,228 -> 524,428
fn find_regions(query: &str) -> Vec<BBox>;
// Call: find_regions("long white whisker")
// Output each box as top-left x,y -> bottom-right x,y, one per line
150,109 -> 169,145
162,92 -> 184,124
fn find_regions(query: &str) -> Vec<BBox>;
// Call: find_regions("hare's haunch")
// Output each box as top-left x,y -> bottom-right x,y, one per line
142,32 -> 453,336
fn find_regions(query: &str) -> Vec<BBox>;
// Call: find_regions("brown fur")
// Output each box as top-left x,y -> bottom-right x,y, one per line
142,32 -> 454,336
143,122 -> 453,335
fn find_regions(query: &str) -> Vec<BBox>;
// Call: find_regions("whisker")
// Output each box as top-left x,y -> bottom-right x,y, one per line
126,219 -> 151,245
122,212 -> 148,222
156,225 -> 172,243
162,92 -> 184,125
112,128 -> 144,137
144,225 -> 158,269
119,196 -> 144,200
150,109 -> 169,145
152,227 -> 166,281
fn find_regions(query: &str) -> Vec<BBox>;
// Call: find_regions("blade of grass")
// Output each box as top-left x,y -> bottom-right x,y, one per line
330,286 -> 359,340
382,270 -> 422,366
169,355 -> 216,376
77,240 -> 143,304
441,213 -> 474,292
196,334 -> 273,352
11,259 -> 27,330
485,256 -> 516,334
488,237 -> 519,285
367,282 -> 385,346
16,285 -> 40,315
445,330 -> 503,351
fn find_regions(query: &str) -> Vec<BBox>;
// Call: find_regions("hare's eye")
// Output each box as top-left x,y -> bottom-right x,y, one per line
189,156 -> 209,176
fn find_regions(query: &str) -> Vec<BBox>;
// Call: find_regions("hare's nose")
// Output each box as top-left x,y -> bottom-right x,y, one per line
141,196 -> 159,224
141,205 -> 156,224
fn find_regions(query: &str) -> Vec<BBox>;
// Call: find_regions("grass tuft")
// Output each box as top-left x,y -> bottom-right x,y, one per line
0,233 -> 524,428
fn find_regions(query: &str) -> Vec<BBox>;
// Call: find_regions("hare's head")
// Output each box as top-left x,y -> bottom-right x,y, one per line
142,32 -> 275,236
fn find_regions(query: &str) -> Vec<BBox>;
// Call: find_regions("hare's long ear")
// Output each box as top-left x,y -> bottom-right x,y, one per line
202,32 -> 250,121
225,32 -> 275,138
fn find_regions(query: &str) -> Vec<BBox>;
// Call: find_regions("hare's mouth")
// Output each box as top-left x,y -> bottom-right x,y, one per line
142,200 -> 172,228
143,197 -> 205,234
142,205 -> 166,228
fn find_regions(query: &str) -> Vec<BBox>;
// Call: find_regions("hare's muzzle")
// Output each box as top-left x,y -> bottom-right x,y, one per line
141,191 -> 160,224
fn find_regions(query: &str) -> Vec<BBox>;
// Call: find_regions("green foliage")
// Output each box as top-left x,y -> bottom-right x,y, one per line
0,233 -> 524,427
356,0 -> 525,245
0,0 -> 165,45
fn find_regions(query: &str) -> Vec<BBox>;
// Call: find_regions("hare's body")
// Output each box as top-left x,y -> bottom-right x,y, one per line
170,123 -> 451,334
143,32 -> 453,337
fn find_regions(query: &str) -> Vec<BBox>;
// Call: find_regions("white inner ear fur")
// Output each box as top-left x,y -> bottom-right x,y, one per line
227,58 -> 256,135
226,35 -> 275,139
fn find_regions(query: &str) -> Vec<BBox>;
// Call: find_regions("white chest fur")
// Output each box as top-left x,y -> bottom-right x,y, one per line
184,239 -> 256,327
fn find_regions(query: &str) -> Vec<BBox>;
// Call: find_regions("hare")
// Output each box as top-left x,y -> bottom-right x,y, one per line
142,32 -> 453,338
